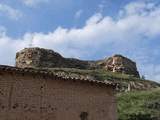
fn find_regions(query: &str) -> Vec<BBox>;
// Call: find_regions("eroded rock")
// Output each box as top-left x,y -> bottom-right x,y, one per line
16,48 -> 140,78
16,47 -> 97,69
98,54 -> 140,77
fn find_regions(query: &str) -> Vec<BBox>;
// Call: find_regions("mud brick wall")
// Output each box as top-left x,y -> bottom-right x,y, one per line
0,71 -> 117,120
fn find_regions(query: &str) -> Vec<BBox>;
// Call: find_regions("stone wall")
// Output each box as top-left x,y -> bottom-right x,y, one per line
0,70 -> 117,120
16,48 -> 97,69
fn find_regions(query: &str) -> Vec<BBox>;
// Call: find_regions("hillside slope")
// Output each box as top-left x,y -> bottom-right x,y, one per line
117,88 -> 160,120
39,68 -> 160,92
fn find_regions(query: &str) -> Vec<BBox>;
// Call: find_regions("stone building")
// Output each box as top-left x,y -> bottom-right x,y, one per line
0,65 -> 117,120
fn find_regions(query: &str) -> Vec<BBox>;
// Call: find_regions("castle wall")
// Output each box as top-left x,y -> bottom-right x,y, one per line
0,71 -> 117,120
16,48 -> 95,69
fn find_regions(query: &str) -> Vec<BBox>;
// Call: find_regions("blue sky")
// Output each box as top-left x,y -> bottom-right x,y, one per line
0,0 -> 131,37
0,0 -> 160,82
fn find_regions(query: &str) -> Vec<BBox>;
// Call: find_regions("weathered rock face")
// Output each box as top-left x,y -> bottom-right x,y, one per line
16,47 -> 97,69
16,47 -> 62,68
16,48 -> 140,78
98,54 -> 140,77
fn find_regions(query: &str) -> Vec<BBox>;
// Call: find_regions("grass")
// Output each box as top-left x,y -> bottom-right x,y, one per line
41,68 -> 159,87
117,88 -> 160,120
43,67 -> 139,80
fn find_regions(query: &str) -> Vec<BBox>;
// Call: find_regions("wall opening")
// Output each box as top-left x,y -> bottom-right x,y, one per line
80,112 -> 88,120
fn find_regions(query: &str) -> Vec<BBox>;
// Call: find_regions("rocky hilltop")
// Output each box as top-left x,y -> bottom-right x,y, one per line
16,47 -> 140,77
16,47 -> 97,69
97,55 -> 140,77
15,47 -> 160,92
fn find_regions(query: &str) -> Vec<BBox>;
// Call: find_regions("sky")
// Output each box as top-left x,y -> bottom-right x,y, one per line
0,0 -> 160,82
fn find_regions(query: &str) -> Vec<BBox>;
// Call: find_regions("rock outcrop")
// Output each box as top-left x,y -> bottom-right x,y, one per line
98,54 -> 140,77
16,47 -> 97,69
16,48 -> 140,78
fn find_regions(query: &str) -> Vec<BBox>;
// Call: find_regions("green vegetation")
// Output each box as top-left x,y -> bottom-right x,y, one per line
41,68 -> 159,91
45,68 -> 140,81
117,88 -> 160,120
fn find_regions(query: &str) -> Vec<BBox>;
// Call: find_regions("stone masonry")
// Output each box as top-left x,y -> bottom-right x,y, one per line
0,65 -> 117,120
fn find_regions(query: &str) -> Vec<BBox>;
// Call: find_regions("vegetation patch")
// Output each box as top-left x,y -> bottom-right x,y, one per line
117,88 -> 160,120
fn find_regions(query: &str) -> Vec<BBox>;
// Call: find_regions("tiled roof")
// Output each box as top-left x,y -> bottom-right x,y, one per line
0,65 -> 117,88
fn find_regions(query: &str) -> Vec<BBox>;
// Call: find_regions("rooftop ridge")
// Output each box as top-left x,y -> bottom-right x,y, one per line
0,65 -> 117,88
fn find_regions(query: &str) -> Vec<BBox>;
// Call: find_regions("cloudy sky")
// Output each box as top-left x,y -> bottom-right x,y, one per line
0,0 -> 160,82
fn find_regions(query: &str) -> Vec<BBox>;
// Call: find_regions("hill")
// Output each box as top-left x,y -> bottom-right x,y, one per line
16,47 -> 140,77
15,47 -> 160,91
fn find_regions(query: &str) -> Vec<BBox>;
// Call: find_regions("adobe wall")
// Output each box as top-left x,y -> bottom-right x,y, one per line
0,71 -> 117,120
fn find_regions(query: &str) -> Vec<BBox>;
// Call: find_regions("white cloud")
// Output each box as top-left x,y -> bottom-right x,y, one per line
98,0 -> 109,13
120,1 -> 155,16
74,10 -> 83,19
0,1 -> 160,82
0,4 -> 22,20
22,0 -> 49,7
0,26 -> 6,37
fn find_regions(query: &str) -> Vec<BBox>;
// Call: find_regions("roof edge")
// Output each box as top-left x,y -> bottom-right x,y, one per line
0,65 -> 118,88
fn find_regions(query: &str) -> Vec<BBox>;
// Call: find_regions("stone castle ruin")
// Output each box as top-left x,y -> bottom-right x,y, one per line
16,47 -> 140,77
16,47 -> 97,69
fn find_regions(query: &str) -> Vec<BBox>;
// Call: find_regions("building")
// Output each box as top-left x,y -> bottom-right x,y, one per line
0,65 -> 117,120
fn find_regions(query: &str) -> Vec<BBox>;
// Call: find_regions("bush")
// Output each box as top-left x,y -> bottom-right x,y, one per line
145,100 -> 160,110
118,113 -> 158,120
127,113 -> 156,120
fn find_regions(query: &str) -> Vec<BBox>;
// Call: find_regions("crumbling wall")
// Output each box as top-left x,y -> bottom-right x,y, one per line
16,47 -> 96,69
0,71 -> 117,120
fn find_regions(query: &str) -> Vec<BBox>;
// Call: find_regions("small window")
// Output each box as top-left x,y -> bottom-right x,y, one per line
80,112 -> 88,120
